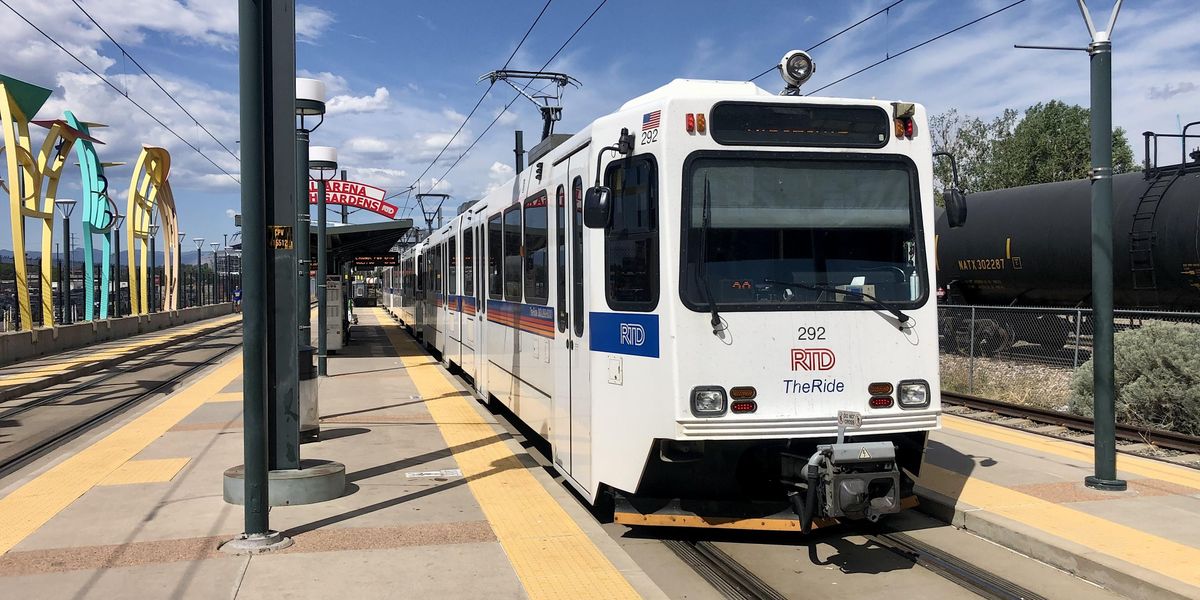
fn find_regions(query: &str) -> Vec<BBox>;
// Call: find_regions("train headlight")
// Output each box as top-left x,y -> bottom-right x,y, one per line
690,386 -> 727,417
897,380 -> 930,408
780,50 -> 815,88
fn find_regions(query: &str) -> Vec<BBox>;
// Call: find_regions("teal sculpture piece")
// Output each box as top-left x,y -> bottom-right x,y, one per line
63,110 -> 120,320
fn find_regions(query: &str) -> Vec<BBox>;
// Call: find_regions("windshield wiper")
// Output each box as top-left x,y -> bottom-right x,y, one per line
698,175 -> 722,335
763,278 -> 911,324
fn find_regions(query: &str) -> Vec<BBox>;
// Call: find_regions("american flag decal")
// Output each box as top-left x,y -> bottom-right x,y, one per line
642,110 -> 661,131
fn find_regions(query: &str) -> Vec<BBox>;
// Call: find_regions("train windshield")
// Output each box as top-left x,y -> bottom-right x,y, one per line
681,154 -> 926,311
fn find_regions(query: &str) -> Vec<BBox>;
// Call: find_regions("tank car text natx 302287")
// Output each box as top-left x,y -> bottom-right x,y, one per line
381,53 -> 946,531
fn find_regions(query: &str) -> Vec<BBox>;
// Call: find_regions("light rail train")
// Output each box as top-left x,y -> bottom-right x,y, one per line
382,53 -> 945,531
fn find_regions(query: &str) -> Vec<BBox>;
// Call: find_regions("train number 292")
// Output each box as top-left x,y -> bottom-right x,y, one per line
640,129 -> 659,145
797,326 -> 826,340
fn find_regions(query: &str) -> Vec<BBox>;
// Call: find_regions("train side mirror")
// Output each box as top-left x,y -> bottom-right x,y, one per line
945,188 -> 967,228
583,186 -> 611,229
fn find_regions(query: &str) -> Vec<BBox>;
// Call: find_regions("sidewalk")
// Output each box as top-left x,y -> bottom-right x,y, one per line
917,413 -> 1200,600
0,308 -> 663,599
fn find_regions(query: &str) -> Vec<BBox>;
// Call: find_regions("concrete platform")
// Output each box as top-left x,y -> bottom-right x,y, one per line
0,309 -> 665,599
917,413 -> 1200,600
0,310 -> 241,403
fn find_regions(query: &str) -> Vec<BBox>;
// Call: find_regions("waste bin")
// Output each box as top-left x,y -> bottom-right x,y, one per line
299,344 -> 319,442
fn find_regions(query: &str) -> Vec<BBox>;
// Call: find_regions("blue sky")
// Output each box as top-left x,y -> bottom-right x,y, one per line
1,0 -> 1197,253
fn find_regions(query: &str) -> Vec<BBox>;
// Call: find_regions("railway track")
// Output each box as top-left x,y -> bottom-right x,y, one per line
942,390 -> 1200,458
0,325 -> 243,478
666,529 -> 1046,600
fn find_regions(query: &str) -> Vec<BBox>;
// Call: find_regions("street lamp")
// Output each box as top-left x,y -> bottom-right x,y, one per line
148,222 -> 160,312
296,78 -> 326,348
194,237 -> 205,306
112,213 -> 125,318
310,145 -> 337,376
177,231 -> 186,308
55,199 -> 77,325
211,242 -> 220,304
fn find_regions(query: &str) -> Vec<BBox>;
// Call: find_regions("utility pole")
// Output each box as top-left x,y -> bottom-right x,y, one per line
1020,1 -> 1127,491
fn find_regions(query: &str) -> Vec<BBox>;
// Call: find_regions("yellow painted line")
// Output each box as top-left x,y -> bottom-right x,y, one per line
208,392 -> 241,403
918,463 -> 1200,587
375,309 -> 640,600
0,355 -> 241,555
99,458 -> 191,486
943,415 -> 1200,491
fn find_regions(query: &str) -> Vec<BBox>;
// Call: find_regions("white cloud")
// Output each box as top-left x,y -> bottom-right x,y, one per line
225,208 -> 237,219
296,69 -> 349,96
296,5 -> 335,43
326,87 -> 390,114
344,136 -> 392,155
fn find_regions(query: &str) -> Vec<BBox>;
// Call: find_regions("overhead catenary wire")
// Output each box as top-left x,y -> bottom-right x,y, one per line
69,0 -> 240,163
0,0 -> 240,184
805,0 -> 1029,96
423,0 -> 608,197
397,0 -> 554,200
748,0 -> 908,82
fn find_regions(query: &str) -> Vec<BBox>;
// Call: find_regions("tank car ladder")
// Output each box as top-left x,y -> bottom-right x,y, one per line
1128,168 -> 1182,303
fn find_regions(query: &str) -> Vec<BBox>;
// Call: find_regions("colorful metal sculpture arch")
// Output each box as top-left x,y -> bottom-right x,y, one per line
126,146 -> 179,314
1,75 -> 99,329
63,110 -> 120,321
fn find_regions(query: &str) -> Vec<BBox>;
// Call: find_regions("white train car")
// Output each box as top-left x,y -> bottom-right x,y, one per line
397,55 -> 956,530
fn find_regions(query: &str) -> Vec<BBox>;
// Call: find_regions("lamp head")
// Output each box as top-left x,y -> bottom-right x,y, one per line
148,223 -> 160,235
309,145 -> 338,178
194,237 -> 205,248
296,78 -> 327,117
55,198 -> 78,218
113,213 -> 125,228
779,50 -> 815,89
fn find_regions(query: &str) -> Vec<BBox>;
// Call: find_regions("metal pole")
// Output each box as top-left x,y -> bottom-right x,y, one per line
236,0 -> 272,541
340,169 -> 348,224
1085,33 -> 1126,492
196,246 -> 203,305
212,250 -> 218,304
317,178 -> 328,376
297,128 -> 311,343
149,234 -> 156,312
64,218 -> 72,324
114,228 -> 121,318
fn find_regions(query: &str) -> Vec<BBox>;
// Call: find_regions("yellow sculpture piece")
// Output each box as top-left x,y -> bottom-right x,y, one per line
1,75 -> 95,329
126,146 -> 180,314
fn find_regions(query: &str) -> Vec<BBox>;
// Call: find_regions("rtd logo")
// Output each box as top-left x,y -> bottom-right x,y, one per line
620,323 -> 647,346
791,348 -> 836,371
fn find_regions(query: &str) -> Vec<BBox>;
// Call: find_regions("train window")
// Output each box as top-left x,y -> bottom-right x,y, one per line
503,205 -> 522,302
572,176 -> 585,336
604,155 -> 659,312
416,254 -> 424,293
524,191 -> 549,305
463,229 -> 474,297
488,214 -> 502,300
448,236 -> 457,295
434,244 -> 443,294
555,185 -> 567,332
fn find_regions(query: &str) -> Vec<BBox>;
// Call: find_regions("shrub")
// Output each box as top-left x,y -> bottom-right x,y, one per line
1069,321 -> 1200,435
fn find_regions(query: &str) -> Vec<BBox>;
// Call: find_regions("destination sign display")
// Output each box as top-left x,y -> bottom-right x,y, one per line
353,253 -> 400,269
711,102 -> 889,148
309,179 -> 398,219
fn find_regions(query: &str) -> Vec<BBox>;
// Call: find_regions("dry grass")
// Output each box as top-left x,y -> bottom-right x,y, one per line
940,354 -> 1074,411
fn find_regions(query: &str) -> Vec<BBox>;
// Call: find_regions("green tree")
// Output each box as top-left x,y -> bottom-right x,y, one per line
931,100 -> 1135,195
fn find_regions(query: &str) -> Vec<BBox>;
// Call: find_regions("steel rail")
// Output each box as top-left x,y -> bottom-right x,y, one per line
0,321 -> 243,422
943,391 -> 1200,455
662,539 -> 788,600
867,530 -> 1048,600
0,328 -> 243,478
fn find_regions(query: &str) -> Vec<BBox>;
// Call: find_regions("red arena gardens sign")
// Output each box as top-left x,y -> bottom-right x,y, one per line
308,179 -> 397,218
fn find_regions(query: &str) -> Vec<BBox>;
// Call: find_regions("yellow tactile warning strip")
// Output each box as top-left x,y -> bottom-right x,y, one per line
207,392 -> 241,403
98,458 -> 191,486
0,356 -> 241,555
943,414 -> 1200,491
375,309 -> 641,600
0,314 -> 241,389
917,463 -> 1200,588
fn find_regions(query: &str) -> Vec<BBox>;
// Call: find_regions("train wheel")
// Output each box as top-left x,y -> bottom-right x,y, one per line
973,319 -> 1011,357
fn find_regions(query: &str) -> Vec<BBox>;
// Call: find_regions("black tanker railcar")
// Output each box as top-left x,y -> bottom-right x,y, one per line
935,136 -> 1200,352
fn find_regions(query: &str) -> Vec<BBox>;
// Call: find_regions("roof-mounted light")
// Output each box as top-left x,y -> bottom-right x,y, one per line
779,50 -> 815,94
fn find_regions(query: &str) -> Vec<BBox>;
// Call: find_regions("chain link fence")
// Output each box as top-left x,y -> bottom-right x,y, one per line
938,304 -> 1200,410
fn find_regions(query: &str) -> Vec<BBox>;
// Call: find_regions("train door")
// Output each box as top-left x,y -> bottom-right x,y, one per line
551,155 -> 593,491
447,231 -> 461,367
415,250 -> 426,339
461,220 -> 478,382
436,240 -> 447,354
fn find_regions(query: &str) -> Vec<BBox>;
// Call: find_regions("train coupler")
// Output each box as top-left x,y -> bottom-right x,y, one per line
782,440 -> 902,533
